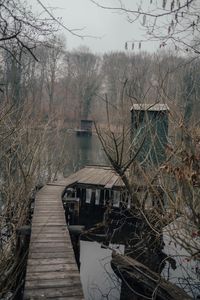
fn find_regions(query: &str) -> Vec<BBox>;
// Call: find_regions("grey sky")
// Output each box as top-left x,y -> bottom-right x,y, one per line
34,0 -> 159,54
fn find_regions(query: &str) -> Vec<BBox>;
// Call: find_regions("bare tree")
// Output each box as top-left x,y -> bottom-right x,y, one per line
0,0 -> 58,61
43,36 -> 66,116
91,0 -> 200,54
65,47 -> 102,121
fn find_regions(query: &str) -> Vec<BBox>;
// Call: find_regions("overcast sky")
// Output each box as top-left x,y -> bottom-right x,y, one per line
33,0 -> 159,54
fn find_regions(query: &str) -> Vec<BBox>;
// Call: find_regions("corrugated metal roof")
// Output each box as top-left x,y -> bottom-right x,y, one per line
130,103 -> 169,111
62,165 -> 125,189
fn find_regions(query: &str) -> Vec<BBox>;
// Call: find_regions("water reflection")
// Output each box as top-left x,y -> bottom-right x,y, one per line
64,133 -> 107,176
80,241 -> 124,300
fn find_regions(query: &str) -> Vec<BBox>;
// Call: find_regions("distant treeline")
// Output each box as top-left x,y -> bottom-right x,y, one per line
0,36 -> 200,128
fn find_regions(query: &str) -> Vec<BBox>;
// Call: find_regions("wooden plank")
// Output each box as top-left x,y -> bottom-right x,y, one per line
31,228 -> 67,234
31,240 -> 71,245
28,258 -> 74,265
30,242 -> 72,248
31,227 -> 66,231
33,209 -> 64,212
27,263 -> 78,273
36,197 -> 62,199
31,233 -> 68,238
31,222 -> 66,226
31,237 -> 69,242
31,237 -> 71,243
29,252 -> 75,259
30,243 -> 73,249
32,221 -> 64,228
31,229 -> 67,234
33,206 -> 64,210
33,211 -> 64,214
32,216 -> 66,220
25,278 -> 82,289
32,220 -> 66,225
31,237 -> 70,242
33,206 -> 63,209
30,247 -> 74,253
33,207 -> 63,211
34,201 -> 63,204
32,221 -> 66,225
32,214 -> 65,218
31,221 -> 66,225
26,271 -> 80,280
32,216 -> 64,219
31,236 -> 70,240
24,287 -> 84,299
31,226 -> 67,230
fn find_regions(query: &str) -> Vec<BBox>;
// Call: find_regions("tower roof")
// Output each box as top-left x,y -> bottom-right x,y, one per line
131,103 -> 169,112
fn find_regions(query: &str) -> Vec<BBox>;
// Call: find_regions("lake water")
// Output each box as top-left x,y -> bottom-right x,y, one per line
80,241 -> 124,300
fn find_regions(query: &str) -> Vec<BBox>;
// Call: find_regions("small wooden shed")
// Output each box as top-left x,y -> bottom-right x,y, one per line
76,119 -> 93,136
81,119 -> 93,131
61,165 -> 127,227
131,103 -> 169,165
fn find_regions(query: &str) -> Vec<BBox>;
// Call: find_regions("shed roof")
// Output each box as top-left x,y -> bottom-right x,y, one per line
60,165 -> 125,189
131,103 -> 169,112
81,119 -> 93,123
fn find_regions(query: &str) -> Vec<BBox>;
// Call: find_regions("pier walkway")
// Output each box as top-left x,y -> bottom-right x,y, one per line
24,181 -> 84,300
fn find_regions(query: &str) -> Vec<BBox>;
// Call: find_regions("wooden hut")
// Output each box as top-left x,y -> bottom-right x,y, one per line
131,103 -> 169,166
76,119 -> 93,136
61,165 -> 127,228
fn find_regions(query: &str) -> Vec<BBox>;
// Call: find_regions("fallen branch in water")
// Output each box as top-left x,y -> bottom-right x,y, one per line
111,252 -> 192,300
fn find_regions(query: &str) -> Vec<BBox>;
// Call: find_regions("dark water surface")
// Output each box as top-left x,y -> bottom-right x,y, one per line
63,132 -> 107,176
80,241 -> 124,300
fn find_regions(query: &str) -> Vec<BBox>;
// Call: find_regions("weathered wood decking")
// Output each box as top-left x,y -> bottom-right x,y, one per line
24,183 -> 84,300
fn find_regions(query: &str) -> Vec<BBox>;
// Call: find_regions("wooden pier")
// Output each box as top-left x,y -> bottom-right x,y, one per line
24,183 -> 84,300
